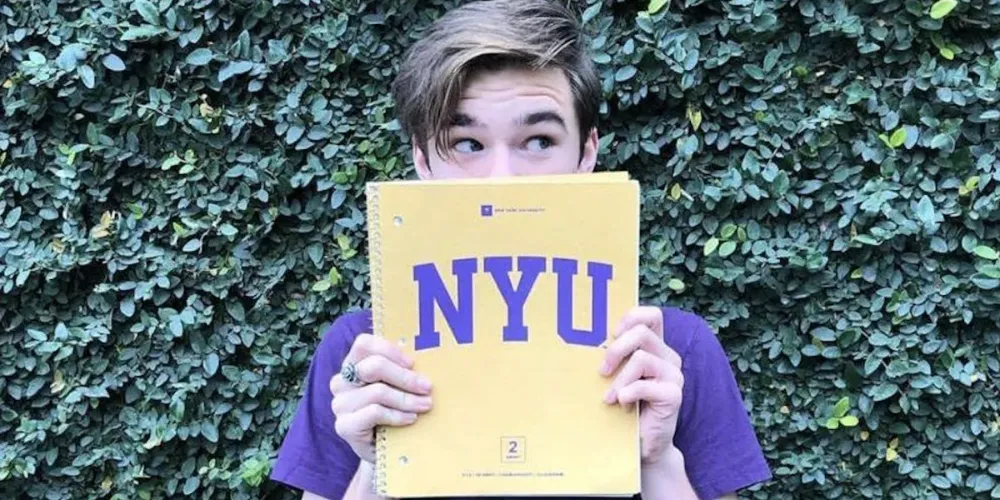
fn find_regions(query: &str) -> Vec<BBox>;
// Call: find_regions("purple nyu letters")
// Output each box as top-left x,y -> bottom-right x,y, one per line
412,256 -> 614,350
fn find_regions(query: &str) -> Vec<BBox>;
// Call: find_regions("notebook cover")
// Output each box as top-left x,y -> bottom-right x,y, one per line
365,174 -> 641,497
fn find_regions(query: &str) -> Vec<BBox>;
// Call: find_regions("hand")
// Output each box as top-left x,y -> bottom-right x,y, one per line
600,306 -> 684,465
329,333 -> 433,463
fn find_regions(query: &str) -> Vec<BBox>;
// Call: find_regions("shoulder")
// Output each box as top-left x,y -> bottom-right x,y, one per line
656,306 -> 773,498
658,305 -> 722,362
269,308 -> 373,499
314,308 -> 373,364
656,304 -> 737,404
657,305 -> 739,403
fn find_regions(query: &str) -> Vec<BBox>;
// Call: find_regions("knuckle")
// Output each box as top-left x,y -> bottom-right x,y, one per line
356,357 -> 380,381
373,382 -> 392,401
377,404 -> 395,423
666,384 -> 683,403
333,418 -> 348,438
370,354 -> 388,369
354,333 -> 374,352
397,389 -> 411,408
361,404 -> 381,425
638,325 -> 658,342
634,349 -> 655,364
402,369 -> 419,390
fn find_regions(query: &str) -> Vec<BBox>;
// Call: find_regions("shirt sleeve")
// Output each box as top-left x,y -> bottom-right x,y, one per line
270,314 -> 362,499
665,308 -> 772,499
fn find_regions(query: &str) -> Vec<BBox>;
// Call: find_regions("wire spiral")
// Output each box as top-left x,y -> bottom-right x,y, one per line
365,183 -> 389,496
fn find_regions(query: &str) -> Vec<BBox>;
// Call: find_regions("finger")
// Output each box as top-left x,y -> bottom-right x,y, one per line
604,350 -> 664,403
344,333 -> 413,368
660,360 -> 684,387
330,373 -> 347,396
615,305 -> 663,338
601,324 -> 667,376
615,379 -> 682,409
662,343 -> 682,370
335,403 -> 418,438
331,382 -> 433,415
355,354 -> 432,395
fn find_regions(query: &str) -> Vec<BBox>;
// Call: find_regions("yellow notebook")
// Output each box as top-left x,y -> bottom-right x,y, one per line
365,172 -> 641,497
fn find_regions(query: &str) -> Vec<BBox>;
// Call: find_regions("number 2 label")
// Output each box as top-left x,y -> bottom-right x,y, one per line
502,436 -> 525,463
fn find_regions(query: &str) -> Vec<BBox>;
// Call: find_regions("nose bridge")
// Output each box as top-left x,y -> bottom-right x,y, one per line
488,144 -> 514,177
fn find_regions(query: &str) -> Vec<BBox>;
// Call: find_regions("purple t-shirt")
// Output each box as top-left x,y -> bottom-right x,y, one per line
271,307 -> 771,499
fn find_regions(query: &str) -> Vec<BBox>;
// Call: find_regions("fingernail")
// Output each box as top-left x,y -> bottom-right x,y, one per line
418,397 -> 433,411
417,376 -> 432,392
603,389 -> 615,404
599,361 -> 610,375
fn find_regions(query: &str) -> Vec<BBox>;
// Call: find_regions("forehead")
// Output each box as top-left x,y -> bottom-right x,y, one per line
454,67 -> 577,125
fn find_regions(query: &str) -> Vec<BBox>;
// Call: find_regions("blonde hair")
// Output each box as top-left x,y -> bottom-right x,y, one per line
391,0 -> 600,159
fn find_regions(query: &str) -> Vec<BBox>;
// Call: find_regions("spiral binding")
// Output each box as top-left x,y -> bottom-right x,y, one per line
366,183 -> 389,496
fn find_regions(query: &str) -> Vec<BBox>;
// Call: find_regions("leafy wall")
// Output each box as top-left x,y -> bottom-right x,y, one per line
2,0 -> 999,498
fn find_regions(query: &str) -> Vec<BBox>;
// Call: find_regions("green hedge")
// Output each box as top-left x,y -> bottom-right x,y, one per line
2,0 -> 999,498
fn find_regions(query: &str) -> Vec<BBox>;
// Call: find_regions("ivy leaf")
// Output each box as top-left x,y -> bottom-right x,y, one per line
929,0 -> 957,19
120,298 -> 135,318
614,65 -> 637,82
980,265 -> 1000,279
581,2 -> 601,23
889,128 -> 907,148
742,64 -> 765,80
870,383 -> 899,402
228,301 -> 246,322
969,474 -> 994,493
102,54 -> 126,71
182,477 -> 199,495
3,206 -> 21,228
204,353 -> 220,377
218,61 -> 254,82
915,195 -> 939,233
648,0 -> 668,14
833,397 -> 850,418
121,25 -> 167,41
77,65 -> 96,88
687,106 -> 702,131
930,133 -> 953,150
201,422 -> 219,443
186,48 -> 214,66
704,237 -> 720,256
133,0 -> 160,25
719,241 -> 737,257
57,44 -> 87,70
974,246 -> 999,260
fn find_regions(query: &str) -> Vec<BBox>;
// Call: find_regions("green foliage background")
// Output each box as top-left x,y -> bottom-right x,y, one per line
2,0 -> 1000,498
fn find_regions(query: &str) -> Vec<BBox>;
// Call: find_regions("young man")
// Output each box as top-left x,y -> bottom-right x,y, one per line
270,1 -> 772,499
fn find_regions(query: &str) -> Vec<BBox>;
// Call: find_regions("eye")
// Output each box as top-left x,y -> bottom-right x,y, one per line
526,136 -> 553,152
453,139 -> 483,153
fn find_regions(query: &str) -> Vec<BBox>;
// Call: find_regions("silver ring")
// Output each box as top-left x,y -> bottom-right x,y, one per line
340,362 -> 364,386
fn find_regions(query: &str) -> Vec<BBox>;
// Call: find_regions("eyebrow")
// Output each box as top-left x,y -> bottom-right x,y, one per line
448,111 -> 567,131
450,113 -> 482,128
516,111 -> 566,131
